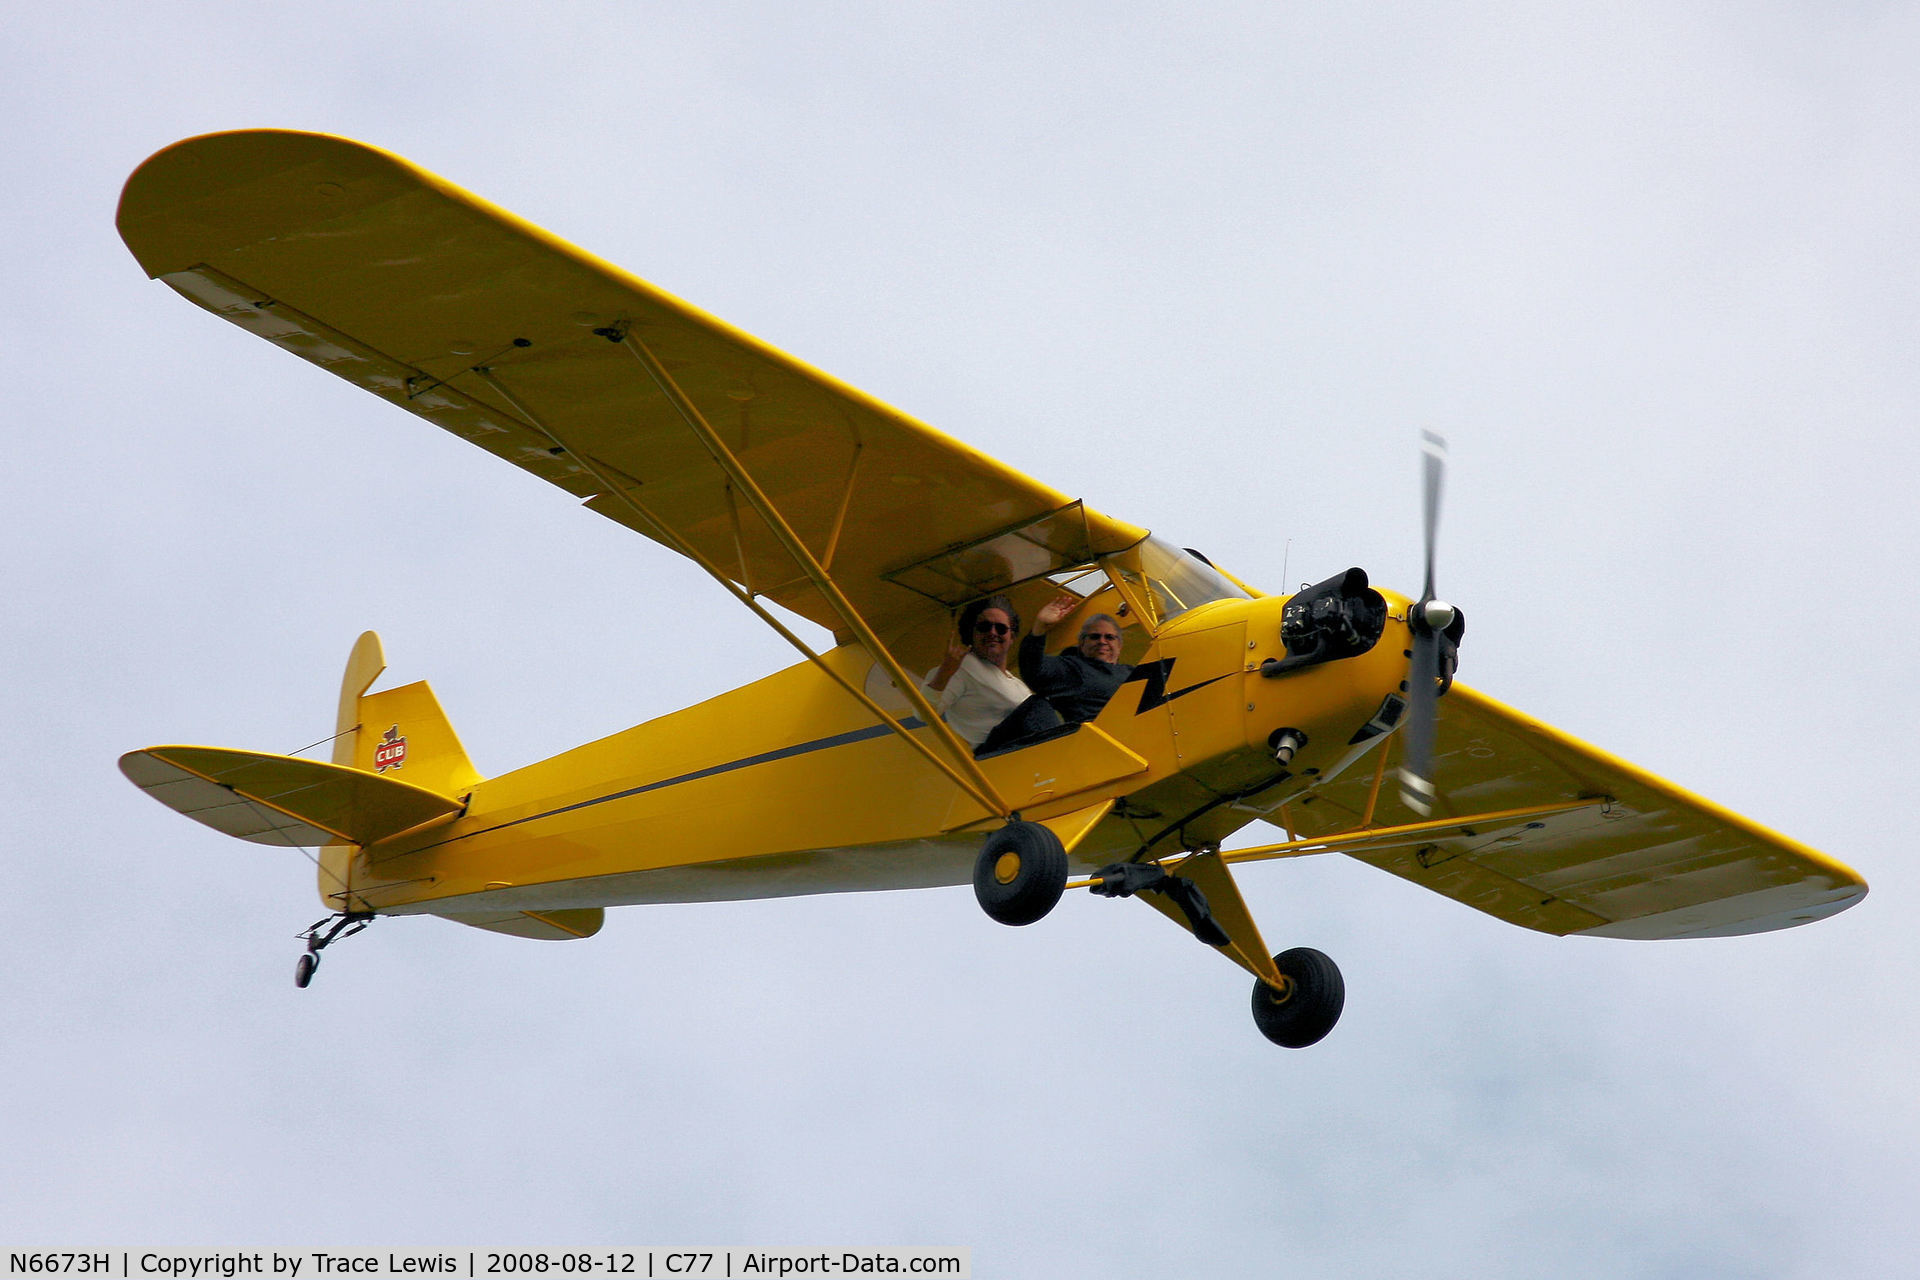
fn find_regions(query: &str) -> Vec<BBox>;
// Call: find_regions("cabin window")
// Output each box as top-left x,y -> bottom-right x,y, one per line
1045,565 -> 1108,598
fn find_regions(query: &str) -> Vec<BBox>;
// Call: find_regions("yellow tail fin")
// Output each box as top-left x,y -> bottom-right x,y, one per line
329,631 -> 481,796
322,634 -> 598,939
352,680 -> 482,796
319,631 -> 482,911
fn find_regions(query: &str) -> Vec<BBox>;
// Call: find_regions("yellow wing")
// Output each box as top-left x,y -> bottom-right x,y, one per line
1284,685 -> 1866,939
116,130 -> 1145,639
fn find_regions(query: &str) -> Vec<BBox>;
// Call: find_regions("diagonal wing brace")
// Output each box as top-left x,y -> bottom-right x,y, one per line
469,333 -> 1013,822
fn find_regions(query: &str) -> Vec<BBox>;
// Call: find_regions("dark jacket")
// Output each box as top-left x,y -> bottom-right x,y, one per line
1018,634 -> 1131,725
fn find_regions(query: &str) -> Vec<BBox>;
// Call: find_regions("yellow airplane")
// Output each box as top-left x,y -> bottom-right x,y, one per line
116,130 -> 1865,1048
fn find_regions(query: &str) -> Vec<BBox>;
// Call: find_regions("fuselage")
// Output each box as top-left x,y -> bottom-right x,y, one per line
334,574 -> 1420,920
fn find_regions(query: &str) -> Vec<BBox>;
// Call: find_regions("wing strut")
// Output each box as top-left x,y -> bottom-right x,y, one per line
601,326 -> 1015,819
1063,801 -> 1603,887
469,364 -> 1013,822
1219,799 -> 1604,867
820,440 -> 865,571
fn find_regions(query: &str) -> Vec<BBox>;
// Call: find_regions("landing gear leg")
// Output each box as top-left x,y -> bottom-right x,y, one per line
294,911 -> 374,988
1090,860 -> 1232,947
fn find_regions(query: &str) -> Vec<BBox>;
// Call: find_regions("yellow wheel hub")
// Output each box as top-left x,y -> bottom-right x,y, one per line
993,851 -> 1022,884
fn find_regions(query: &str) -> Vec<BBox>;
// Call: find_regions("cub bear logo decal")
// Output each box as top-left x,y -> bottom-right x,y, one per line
373,724 -> 408,773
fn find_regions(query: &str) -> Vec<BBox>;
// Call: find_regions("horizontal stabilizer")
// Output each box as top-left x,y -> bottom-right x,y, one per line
120,746 -> 465,848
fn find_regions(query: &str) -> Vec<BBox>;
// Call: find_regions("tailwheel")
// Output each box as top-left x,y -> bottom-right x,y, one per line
292,911 -> 373,988
1251,947 -> 1345,1047
972,821 -> 1068,926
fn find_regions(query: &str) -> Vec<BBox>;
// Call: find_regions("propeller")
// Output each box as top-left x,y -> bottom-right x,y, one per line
1398,430 -> 1458,817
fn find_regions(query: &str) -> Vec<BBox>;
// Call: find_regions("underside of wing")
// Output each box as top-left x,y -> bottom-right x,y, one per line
116,130 -> 1145,640
1284,686 -> 1866,939
121,746 -> 464,848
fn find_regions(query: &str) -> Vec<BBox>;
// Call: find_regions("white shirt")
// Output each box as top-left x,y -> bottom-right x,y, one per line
922,653 -> 1031,747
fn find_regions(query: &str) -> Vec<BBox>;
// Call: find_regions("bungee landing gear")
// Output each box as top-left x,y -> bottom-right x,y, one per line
1089,860 -> 1231,947
969,821 -> 1346,1049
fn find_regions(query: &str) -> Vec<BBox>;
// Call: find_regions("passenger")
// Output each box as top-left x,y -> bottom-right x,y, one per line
1019,595 -> 1132,724
973,596 -> 1133,756
921,596 -> 1032,751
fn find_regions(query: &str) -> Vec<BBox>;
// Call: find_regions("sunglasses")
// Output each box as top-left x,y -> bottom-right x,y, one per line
973,621 -> 1012,636
1082,631 -> 1121,642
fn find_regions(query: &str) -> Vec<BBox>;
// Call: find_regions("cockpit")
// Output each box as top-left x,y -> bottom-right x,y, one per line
883,500 -> 1252,662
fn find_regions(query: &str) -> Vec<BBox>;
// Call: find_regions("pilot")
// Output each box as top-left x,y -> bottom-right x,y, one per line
973,596 -> 1133,755
921,596 -> 1032,751
1018,595 -> 1132,724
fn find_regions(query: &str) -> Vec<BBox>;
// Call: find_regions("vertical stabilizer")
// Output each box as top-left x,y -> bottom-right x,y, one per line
316,632 -> 481,912
352,680 -> 482,796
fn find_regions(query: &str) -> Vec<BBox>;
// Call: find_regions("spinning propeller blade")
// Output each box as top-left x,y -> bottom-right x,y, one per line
1398,431 -> 1455,816
1420,430 -> 1444,602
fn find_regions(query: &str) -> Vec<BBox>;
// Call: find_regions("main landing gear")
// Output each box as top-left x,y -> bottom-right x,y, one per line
972,822 -> 1069,925
1088,860 -> 1231,946
1250,947 -> 1345,1047
969,822 -> 1347,1048
293,911 -> 374,988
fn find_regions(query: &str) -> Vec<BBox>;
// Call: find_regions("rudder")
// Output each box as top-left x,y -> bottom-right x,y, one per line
327,630 -> 481,797
319,631 -> 482,911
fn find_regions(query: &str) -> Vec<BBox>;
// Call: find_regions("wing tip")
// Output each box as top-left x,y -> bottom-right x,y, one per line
1574,880 -> 1868,940
118,129 -> 419,276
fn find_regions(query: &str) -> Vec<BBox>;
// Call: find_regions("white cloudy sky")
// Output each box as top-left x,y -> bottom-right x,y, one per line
5,3 -> 1917,1275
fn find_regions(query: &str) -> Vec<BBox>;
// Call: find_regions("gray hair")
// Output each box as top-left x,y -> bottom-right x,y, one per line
1078,612 -> 1122,639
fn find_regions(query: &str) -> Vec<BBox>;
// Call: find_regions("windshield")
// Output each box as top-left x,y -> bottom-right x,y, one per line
1136,536 -> 1250,623
1041,537 -> 1249,640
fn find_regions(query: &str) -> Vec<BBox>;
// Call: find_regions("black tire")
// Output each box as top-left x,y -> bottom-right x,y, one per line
295,953 -> 318,989
1250,947 -> 1344,1047
972,821 -> 1069,926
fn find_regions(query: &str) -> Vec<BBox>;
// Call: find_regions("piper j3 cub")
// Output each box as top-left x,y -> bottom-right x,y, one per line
117,131 -> 1866,1048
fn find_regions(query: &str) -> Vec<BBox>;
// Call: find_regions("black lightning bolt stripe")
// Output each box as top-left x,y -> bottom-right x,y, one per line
1123,658 -> 1234,714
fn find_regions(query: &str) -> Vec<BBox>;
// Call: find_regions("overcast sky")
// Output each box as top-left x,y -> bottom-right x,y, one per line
5,3 -> 1917,1275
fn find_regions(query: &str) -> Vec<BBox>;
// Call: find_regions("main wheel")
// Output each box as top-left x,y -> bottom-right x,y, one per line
294,952 -> 318,989
1250,947 -> 1344,1047
972,821 -> 1068,926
